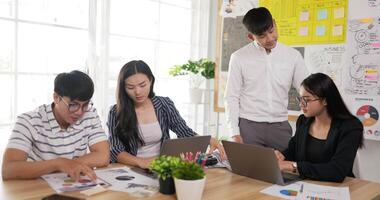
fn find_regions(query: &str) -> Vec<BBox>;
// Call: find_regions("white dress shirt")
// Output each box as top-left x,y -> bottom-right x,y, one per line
224,41 -> 309,136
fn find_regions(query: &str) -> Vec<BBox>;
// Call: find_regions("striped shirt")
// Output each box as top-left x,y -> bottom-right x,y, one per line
107,96 -> 197,163
7,103 -> 108,161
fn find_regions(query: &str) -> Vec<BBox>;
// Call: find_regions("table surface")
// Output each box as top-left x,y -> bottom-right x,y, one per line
1,164 -> 380,200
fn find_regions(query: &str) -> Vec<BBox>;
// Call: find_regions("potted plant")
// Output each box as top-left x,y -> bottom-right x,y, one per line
150,155 -> 181,195
172,161 -> 206,200
169,58 -> 215,104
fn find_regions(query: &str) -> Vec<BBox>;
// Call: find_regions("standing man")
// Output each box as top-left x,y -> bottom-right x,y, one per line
224,7 -> 309,151
2,70 -> 109,180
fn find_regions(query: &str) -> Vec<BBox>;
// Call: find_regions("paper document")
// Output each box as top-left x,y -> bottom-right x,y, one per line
261,181 -> 303,200
298,182 -> 350,200
261,181 -> 350,200
95,166 -> 158,198
42,173 -> 110,193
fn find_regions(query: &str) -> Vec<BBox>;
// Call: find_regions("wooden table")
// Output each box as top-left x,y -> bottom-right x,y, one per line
1,164 -> 380,200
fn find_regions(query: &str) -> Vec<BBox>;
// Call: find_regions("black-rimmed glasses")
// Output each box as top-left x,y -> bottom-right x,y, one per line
59,96 -> 93,113
296,96 -> 320,107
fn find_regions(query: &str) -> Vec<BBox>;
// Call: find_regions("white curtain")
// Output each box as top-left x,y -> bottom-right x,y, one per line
191,0 -> 211,60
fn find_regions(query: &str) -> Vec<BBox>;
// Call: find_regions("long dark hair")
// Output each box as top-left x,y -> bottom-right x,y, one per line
115,60 -> 155,147
301,73 -> 363,147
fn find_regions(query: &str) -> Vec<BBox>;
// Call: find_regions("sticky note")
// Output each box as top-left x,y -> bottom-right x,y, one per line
332,25 -> 343,36
371,42 -> 380,48
334,7 -> 344,19
360,18 -> 374,23
365,74 -> 377,80
300,11 -> 309,21
317,9 -> 328,20
299,26 -> 308,36
316,25 -> 326,36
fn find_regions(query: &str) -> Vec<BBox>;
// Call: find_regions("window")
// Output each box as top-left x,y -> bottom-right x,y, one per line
105,0 -> 193,119
0,0 -> 89,126
0,0 -> 206,134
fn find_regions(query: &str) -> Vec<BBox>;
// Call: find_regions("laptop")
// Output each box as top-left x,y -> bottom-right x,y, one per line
160,135 -> 211,156
222,140 -> 302,185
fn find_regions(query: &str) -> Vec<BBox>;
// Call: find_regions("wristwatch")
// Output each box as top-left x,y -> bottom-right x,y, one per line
291,162 -> 297,173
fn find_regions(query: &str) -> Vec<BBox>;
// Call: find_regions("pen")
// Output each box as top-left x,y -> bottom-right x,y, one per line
296,183 -> 303,200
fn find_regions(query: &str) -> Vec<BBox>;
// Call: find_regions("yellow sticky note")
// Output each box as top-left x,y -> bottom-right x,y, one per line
332,25 -> 343,36
334,7 -> 344,19
299,26 -> 308,36
360,18 -> 374,23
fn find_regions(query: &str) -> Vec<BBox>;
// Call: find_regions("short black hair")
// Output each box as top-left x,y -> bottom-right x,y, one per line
243,7 -> 273,35
54,70 -> 94,101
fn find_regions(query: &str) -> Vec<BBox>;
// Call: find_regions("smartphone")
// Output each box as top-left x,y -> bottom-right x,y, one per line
130,167 -> 157,179
41,194 -> 85,200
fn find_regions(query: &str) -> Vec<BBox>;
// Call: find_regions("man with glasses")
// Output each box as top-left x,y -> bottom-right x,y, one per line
225,7 -> 309,151
2,70 -> 109,181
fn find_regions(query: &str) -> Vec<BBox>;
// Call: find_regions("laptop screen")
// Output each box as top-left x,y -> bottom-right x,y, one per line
160,135 -> 211,157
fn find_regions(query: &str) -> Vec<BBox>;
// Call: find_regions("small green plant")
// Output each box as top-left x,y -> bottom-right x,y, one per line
172,161 -> 205,180
169,58 -> 215,79
150,155 -> 182,180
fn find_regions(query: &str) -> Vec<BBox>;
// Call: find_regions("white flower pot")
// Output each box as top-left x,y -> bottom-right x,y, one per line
174,177 -> 206,200
189,88 -> 203,104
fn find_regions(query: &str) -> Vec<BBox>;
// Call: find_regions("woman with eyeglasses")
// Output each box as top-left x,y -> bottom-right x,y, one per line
274,73 -> 364,182
107,60 -> 226,169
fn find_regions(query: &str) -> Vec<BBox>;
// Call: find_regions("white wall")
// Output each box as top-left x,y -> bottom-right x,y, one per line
355,140 -> 380,182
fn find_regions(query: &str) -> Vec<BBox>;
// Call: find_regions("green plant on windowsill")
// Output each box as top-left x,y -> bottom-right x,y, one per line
172,160 -> 205,180
169,58 -> 215,90
150,155 -> 182,180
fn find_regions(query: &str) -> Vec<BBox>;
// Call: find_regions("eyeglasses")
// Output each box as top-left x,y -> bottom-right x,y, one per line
59,96 -> 93,113
296,96 -> 320,107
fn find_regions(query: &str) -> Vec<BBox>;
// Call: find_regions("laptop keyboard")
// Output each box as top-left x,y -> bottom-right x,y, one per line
282,172 -> 300,183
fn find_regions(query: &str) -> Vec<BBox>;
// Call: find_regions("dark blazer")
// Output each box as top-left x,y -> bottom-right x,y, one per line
107,96 -> 197,163
282,114 -> 363,182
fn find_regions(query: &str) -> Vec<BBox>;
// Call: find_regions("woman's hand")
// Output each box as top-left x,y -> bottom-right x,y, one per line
278,160 -> 294,172
274,150 -> 285,161
209,137 -> 227,160
232,135 -> 243,143
137,156 -> 156,169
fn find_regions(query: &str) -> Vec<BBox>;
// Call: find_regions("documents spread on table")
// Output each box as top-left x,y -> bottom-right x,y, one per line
261,181 -> 350,200
42,166 -> 158,198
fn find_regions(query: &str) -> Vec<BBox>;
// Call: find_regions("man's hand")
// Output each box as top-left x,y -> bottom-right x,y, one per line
232,135 -> 243,143
209,137 -> 227,160
56,158 -> 97,182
